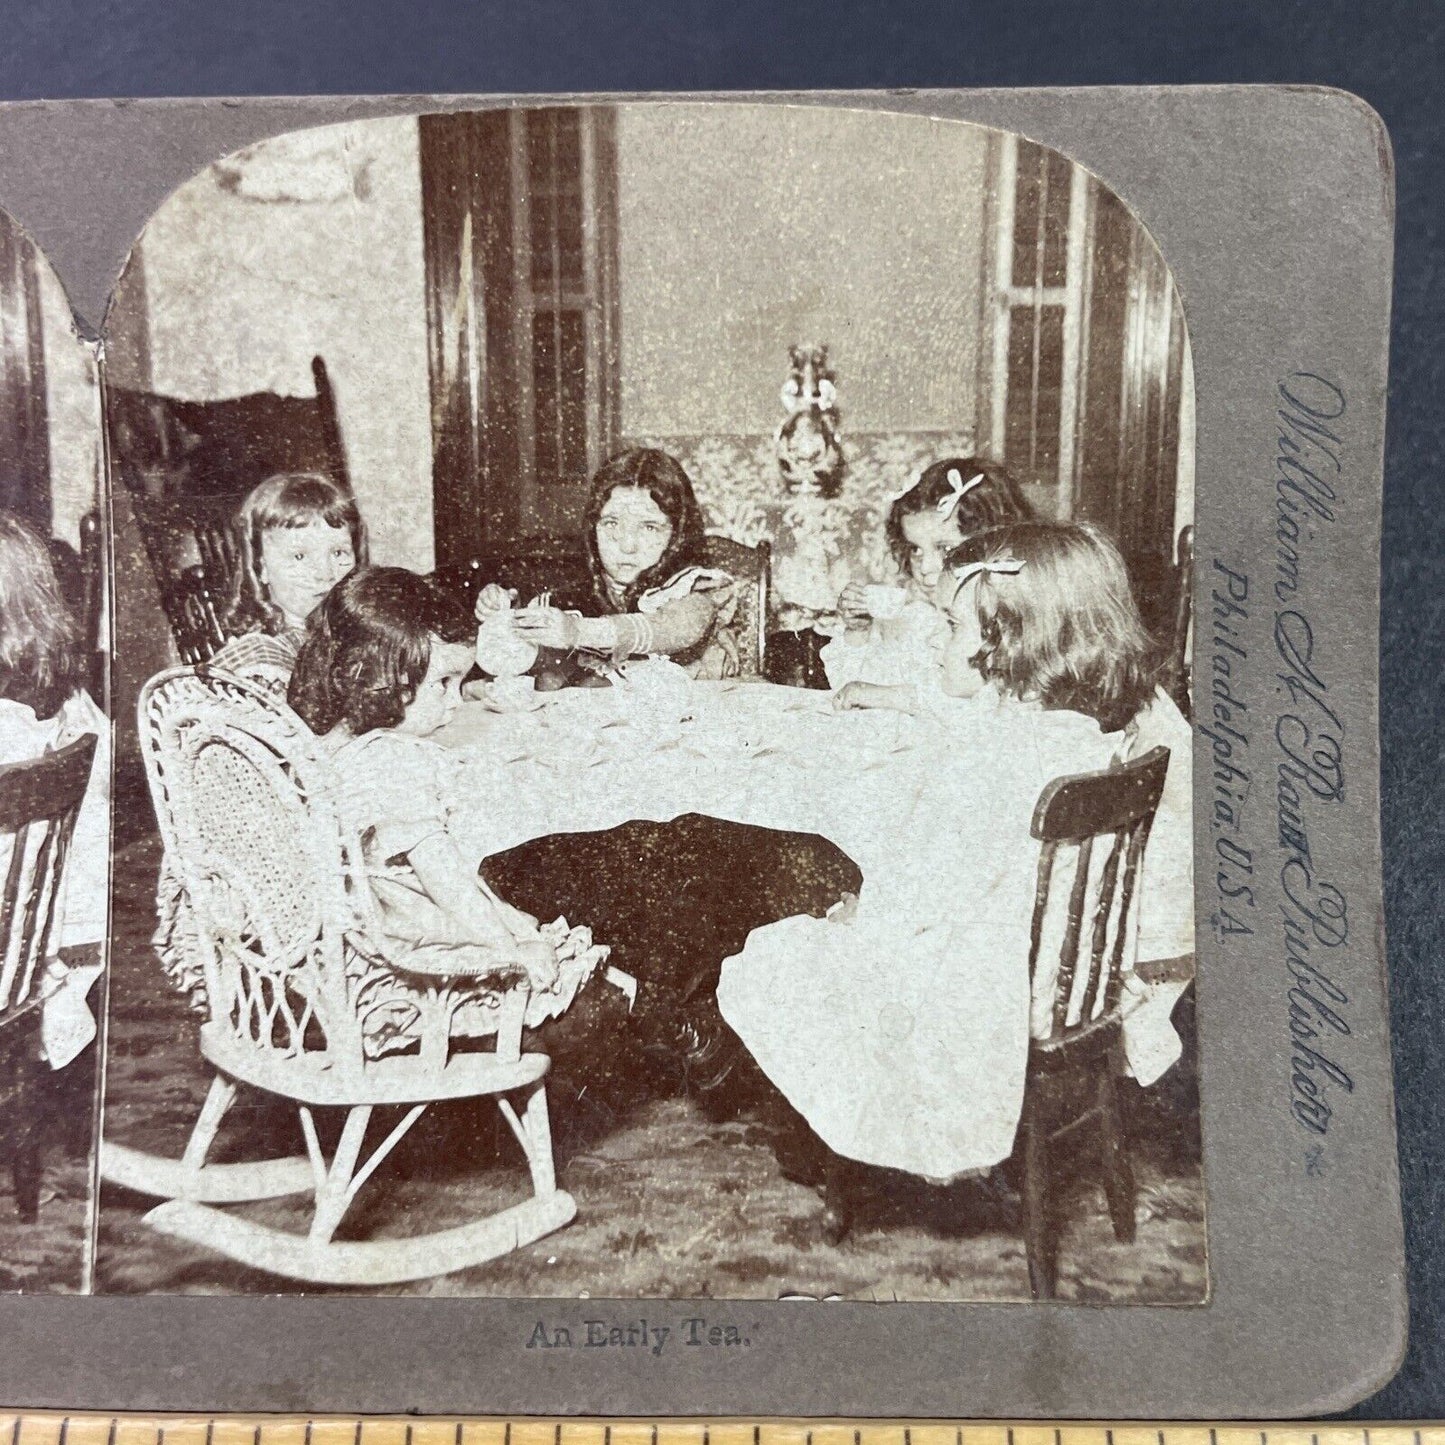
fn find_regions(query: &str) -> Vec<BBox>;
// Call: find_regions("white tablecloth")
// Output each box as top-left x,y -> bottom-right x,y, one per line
433,680 -> 1182,1179
434,680 -> 932,880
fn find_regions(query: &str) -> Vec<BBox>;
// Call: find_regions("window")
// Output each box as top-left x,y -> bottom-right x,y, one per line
514,109 -> 618,537
981,130 -> 1189,632
421,107 -> 619,566
985,133 -> 1092,508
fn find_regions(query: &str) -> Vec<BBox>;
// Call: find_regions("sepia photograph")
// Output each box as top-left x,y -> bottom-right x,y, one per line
0,203 -> 109,1291
93,101 -> 1202,1302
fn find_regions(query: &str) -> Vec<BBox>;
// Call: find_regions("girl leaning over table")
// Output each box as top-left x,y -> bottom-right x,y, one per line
474,447 -> 742,684
286,565 -> 620,1064
712,520 -> 1193,1239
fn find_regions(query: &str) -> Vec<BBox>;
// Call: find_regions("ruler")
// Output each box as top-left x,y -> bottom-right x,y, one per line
1,1422 -> 1439,1445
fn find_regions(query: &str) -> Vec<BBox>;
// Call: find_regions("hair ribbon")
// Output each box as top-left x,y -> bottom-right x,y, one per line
950,557 -> 1026,587
936,470 -> 986,519
883,467 -> 986,505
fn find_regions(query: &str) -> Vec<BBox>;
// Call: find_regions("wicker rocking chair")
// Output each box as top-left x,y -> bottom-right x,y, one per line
99,667 -> 575,1286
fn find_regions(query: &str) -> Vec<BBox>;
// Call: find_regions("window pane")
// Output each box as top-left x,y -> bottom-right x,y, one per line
525,113 -> 551,182
555,190 -> 585,289
532,310 -> 558,482
1010,138 -> 1072,289
1004,303 -> 1066,483
533,307 -> 590,486
526,108 -> 581,185
529,193 -> 556,287
527,149 -> 585,290
1010,140 -> 1043,289
557,309 -> 588,482
1040,149 -> 1073,287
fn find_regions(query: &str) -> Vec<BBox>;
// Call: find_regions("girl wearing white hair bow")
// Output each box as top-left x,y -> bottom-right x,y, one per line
717,519 -> 1193,1237
823,456 -> 1030,696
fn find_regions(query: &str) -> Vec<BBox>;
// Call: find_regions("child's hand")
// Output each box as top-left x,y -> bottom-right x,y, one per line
516,938 -> 560,992
474,582 -> 517,621
837,582 -> 873,630
831,681 -> 916,714
832,680 -> 886,712
461,677 -> 490,702
510,606 -> 577,651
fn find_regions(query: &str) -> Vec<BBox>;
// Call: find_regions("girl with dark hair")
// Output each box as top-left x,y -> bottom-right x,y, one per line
475,448 -> 741,682
823,456 -> 1031,692
884,457 -> 1031,581
212,471 -> 366,692
717,519 -> 1190,1233
287,566 -> 616,1059
0,509 -> 109,1066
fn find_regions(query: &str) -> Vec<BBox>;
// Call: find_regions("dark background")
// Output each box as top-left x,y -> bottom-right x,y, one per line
0,0 -> 1439,1420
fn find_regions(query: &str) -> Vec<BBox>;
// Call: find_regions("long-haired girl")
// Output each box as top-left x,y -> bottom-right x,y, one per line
717,518 -> 1190,1234
156,472 -> 366,999
474,448 -> 741,682
212,471 -> 366,691
0,509 -> 109,1066
823,456 -> 1031,690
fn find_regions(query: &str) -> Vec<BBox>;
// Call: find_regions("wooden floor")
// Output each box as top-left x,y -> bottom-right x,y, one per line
81,833 -> 1209,1301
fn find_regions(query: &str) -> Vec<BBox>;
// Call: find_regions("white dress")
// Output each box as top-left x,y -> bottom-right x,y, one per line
0,690 -> 109,1067
1112,687 -> 1196,1088
325,728 -> 609,1057
716,686 -> 1192,1180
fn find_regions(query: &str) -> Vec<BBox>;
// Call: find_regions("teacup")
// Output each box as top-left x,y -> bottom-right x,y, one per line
476,613 -> 539,678
488,674 -> 538,712
862,583 -> 909,619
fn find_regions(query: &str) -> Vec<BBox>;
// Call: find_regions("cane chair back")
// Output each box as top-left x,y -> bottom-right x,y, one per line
139,667 -> 384,1088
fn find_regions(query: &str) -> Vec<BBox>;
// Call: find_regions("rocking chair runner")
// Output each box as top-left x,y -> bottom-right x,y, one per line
1019,744 -> 1171,1300
99,668 -> 574,1286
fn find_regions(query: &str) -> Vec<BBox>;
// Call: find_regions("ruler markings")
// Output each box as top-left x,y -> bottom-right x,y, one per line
5,1426 -> 1445,1445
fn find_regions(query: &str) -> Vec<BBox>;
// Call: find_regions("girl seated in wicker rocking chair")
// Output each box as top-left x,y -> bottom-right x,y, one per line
287,566 -> 612,1058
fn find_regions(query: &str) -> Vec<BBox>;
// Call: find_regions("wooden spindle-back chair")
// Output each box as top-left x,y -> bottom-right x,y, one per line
0,734 -> 98,1220
1020,744 -> 1171,1299
107,356 -> 349,665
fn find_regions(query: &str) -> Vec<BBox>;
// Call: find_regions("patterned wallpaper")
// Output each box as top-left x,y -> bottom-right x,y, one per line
627,430 -> 988,624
